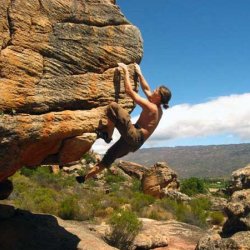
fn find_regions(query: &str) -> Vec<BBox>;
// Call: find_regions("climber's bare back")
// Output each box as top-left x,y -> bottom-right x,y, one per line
136,103 -> 163,140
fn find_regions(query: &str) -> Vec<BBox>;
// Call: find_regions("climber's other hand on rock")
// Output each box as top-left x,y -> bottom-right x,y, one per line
134,63 -> 142,75
118,63 -> 128,72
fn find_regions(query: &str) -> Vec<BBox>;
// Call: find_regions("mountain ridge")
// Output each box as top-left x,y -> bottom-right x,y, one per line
122,143 -> 250,178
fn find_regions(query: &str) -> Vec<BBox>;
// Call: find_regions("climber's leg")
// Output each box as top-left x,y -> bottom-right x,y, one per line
96,118 -> 115,143
106,102 -> 143,146
96,101 -> 130,143
76,137 -> 130,183
100,137 -> 130,167
106,118 -> 115,140
76,162 -> 106,183
106,102 -> 133,138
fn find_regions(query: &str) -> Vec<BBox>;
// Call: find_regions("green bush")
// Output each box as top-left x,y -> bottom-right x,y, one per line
24,166 -> 75,190
180,177 -> 208,196
144,205 -> 171,220
31,187 -> 59,213
157,197 -> 211,228
104,172 -> 126,185
130,192 -> 155,213
209,211 -> 225,225
14,186 -> 59,214
104,172 -> 127,192
131,178 -> 142,192
82,151 -> 97,164
20,166 -> 39,177
106,210 -> 142,250
11,172 -> 34,194
59,196 -> 80,220
156,197 -> 179,213
181,198 -> 211,227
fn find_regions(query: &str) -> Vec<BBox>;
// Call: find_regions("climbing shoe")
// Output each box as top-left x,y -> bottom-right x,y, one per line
76,175 -> 86,184
96,130 -> 112,144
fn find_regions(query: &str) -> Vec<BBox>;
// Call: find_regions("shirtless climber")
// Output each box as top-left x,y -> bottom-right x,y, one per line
76,63 -> 171,183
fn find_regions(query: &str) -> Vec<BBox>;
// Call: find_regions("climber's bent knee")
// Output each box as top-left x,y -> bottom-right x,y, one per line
108,102 -> 119,109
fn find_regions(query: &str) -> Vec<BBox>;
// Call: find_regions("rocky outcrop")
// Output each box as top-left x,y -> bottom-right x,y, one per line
195,231 -> 250,250
117,160 -> 147,180
0,0 -> 143,188
141,162 -> 180,199
196,164 -> 250,250
226,164 -> 250,195
134,219 -> 204,250
163,189 -> 191,202
222,189 -> 250,236
117,161 -> 186,200
222,164 -> 250,237
209,196 -> 228,212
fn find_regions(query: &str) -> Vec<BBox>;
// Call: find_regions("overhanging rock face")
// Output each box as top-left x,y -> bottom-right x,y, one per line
0,0 -> 143,182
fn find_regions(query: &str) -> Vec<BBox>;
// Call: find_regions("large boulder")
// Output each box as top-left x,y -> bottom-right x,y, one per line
195,233 -> 241,250
230,231 -> 250,250
226,164 -> 250,195
222,189 -> 250,236
0,0 -> 143,187
141,162 -> 180,198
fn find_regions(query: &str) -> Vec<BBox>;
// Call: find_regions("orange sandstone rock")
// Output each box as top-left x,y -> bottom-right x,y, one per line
0,0 -> 143,195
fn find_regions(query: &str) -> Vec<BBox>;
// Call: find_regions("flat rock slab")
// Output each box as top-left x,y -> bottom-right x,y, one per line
90,218 -> 205,250
135,218 -> 205,250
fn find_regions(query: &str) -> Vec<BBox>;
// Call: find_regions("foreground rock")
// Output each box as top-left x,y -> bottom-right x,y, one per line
0,205 -> 205,250
0,204 -> 15,219
0,206 -> 118,250
0,0 -> 143,191
134,219 -> 204,250
0,179 -> 13,200
90,218 -> 205,250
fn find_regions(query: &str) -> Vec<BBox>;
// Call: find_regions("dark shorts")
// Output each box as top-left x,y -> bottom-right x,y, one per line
100,102 -> 144,167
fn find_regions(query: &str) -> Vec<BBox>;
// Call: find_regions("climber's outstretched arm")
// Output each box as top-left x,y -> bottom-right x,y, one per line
134,63 -> 152,98
118,63 -> 153,110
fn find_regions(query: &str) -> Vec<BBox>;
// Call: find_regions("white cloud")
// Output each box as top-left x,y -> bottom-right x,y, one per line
93,93 -> 250,153
150,93 -> 250,142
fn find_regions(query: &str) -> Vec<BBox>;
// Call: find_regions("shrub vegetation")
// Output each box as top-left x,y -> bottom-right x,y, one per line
106,210 -> 142,250
180,177 -> 208,196
9,164 -> 221,230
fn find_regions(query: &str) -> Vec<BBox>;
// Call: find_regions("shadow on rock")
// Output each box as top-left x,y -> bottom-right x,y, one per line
0,206 -> 80,250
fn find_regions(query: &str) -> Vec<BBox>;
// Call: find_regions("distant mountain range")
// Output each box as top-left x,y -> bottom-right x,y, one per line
121,143 -> 250,178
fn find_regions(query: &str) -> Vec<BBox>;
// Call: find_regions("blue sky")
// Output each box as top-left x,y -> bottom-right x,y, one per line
93,0 -> 250,152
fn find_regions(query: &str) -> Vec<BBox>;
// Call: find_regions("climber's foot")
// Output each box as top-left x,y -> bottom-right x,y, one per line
76,175 -> 86,184
96,130 -> 112,144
